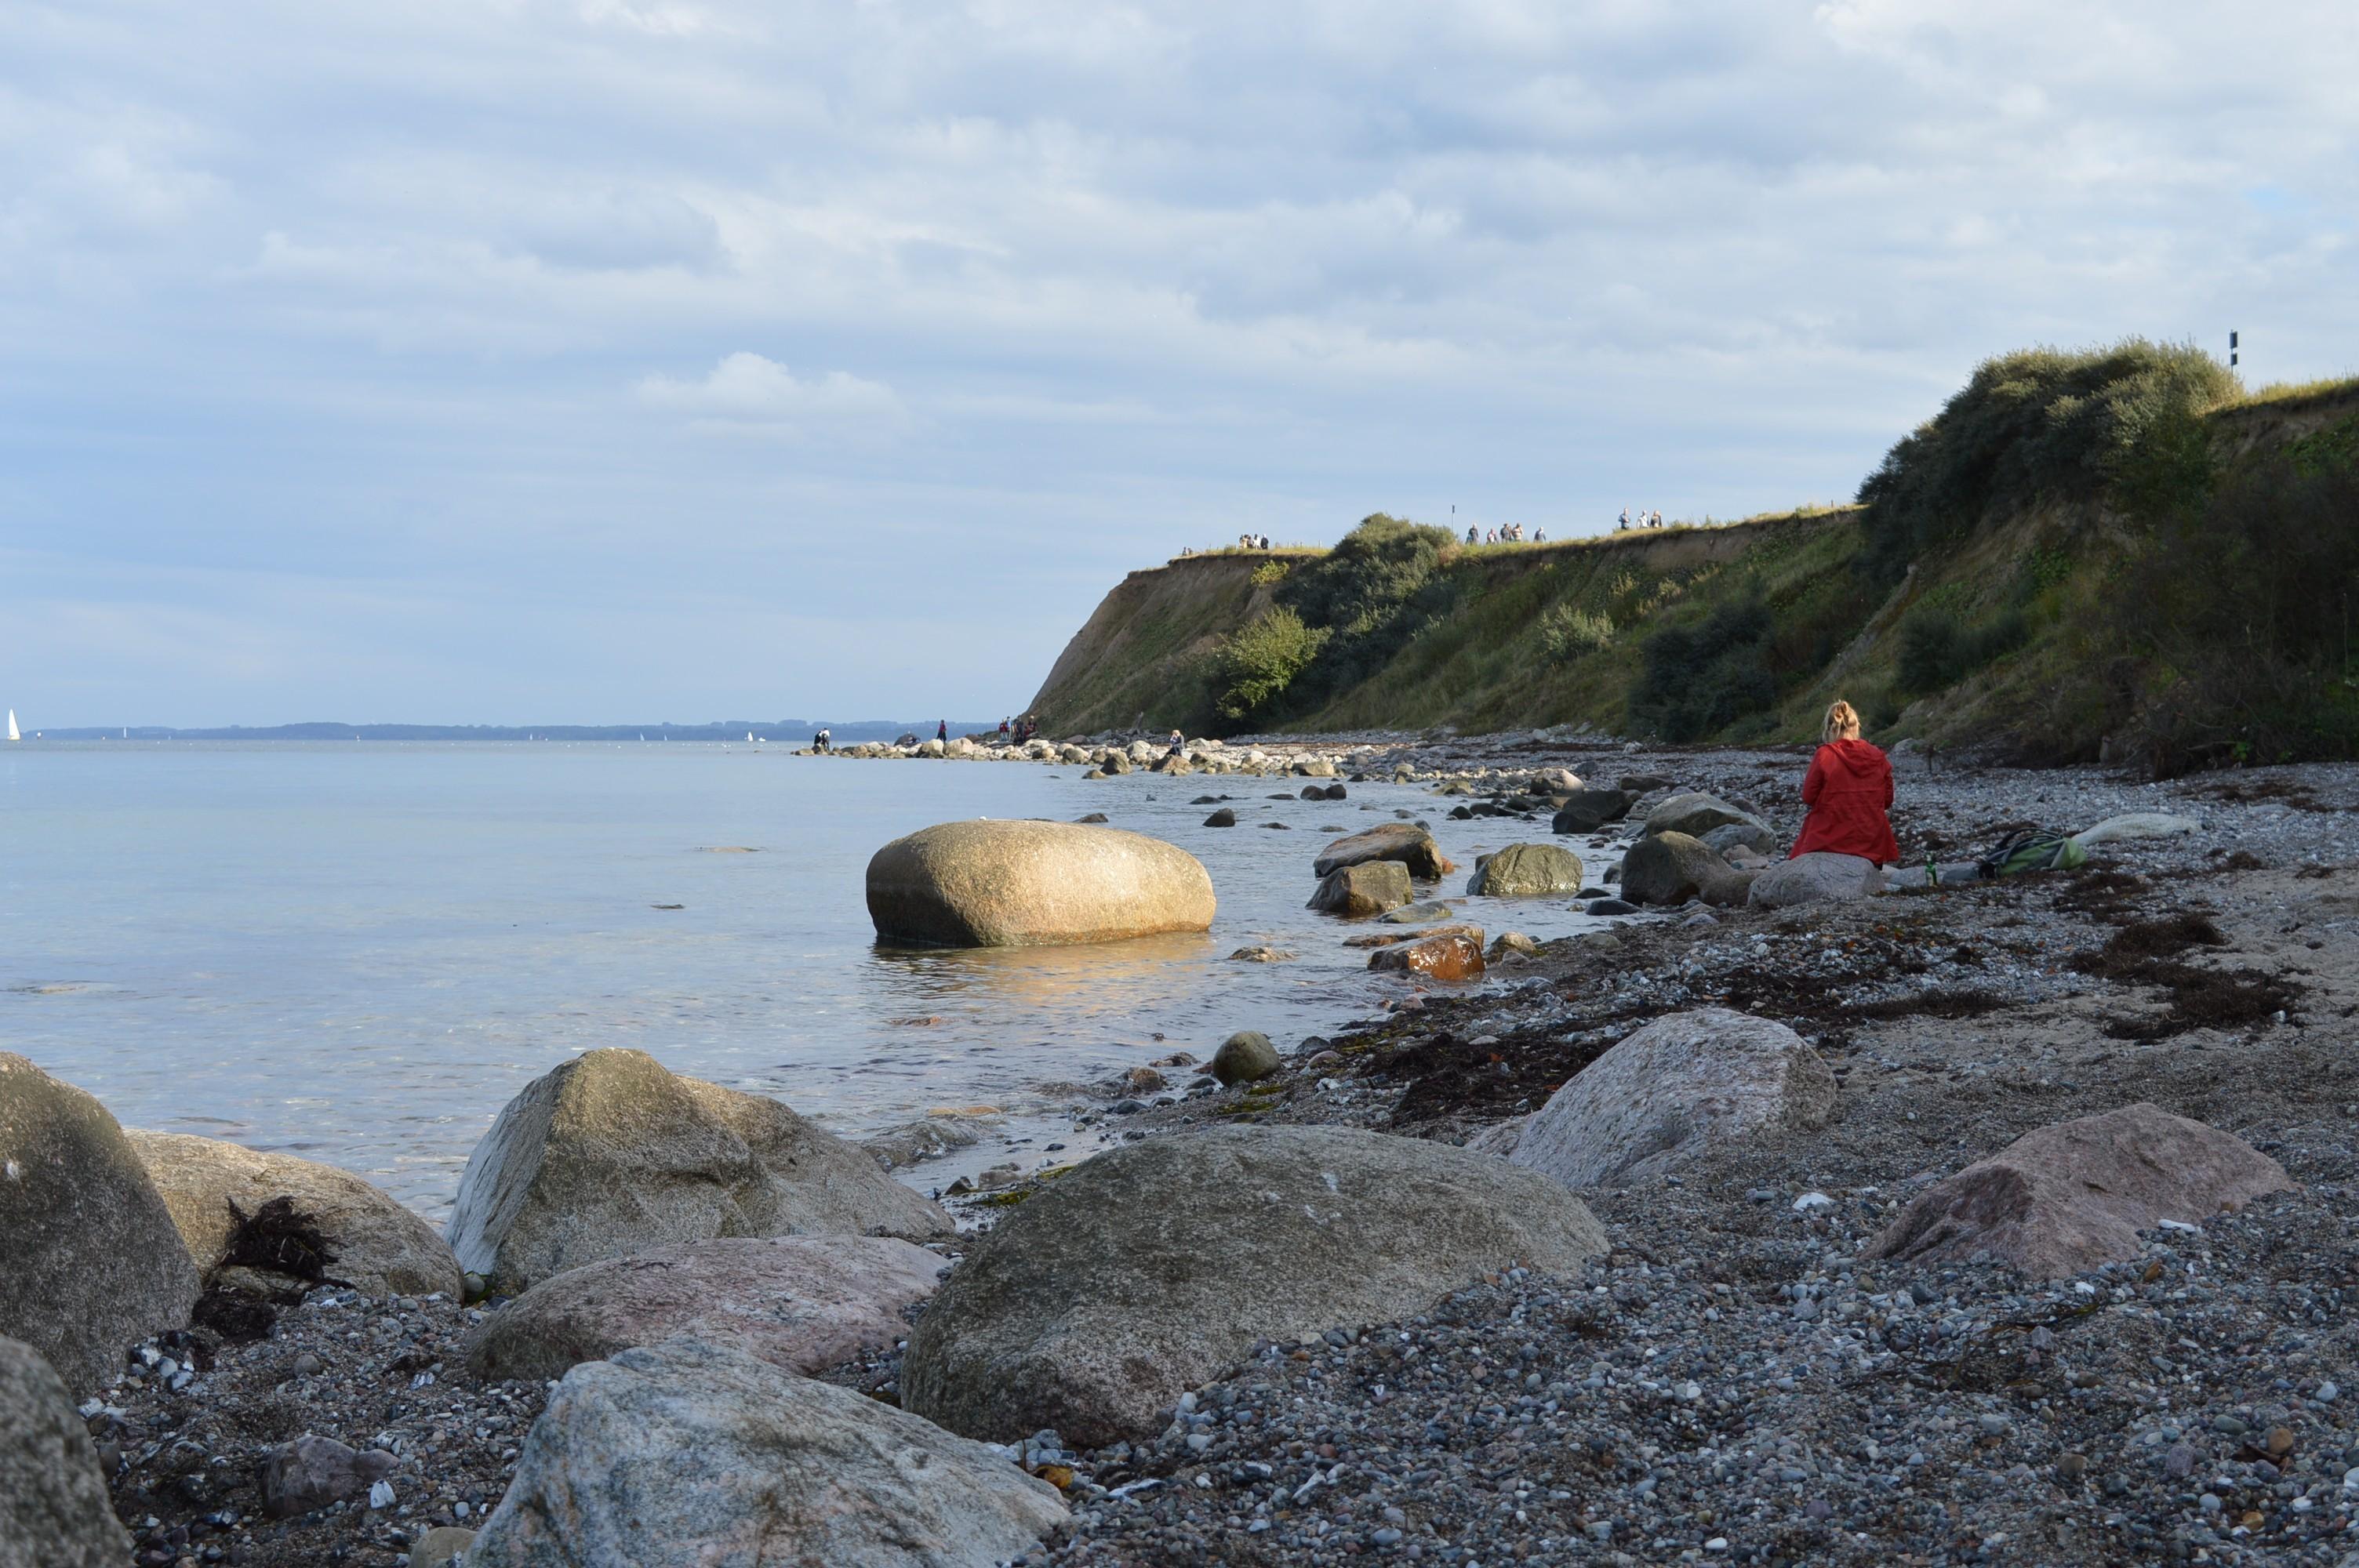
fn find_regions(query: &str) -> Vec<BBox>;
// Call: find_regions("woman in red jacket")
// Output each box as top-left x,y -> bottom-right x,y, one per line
1790,700 -> 1899,865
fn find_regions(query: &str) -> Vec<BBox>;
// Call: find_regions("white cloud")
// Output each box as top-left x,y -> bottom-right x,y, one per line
637,352 -> 901,427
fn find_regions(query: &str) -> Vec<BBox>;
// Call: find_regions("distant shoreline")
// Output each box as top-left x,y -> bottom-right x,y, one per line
20,720 -> 998,744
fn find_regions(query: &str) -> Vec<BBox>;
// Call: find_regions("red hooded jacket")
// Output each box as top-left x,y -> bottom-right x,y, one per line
1790,739 -> 1899,864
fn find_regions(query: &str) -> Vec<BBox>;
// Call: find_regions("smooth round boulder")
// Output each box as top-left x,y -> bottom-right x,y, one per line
1465,843 -> 1585,898
1747,851 -> 1884,909
1366,930 -> 1486,982
1700,822 -> 1781,859
1643,792 -> 1766,840
1209,1033 -> 1281,1086
900,1126 -> 1608,1446
1619,831 -> 1742,906
0,1054 -> 198,1393
867,820 -> 1215,948
127,1131 -> 461,1301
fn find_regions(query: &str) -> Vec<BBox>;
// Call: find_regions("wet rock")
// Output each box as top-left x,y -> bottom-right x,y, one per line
1866,1103 -> 2295,1278
1307,861 -> 1412,917
128,1130 -> 462,1301
1071,812 -> 1110,824
1584,896 -> 1640,916
1311,822 -> 1456,881
1376,900 -> 1454,924
1320,782 -> 1348,800
445,1049 -> 950,1297
1488,931 -> 1539,960
1227,946 -> 1296,963
1,1333 -> 130,1566
1366,929 -> 1487,982
1510,1009 -> 1837,1188
900,1126 -> 1608,1446
1465,842 -> 1584,898
1618,832 -> 1744,907
464,1338 -> 1064,1568
1747,851 -> 1885,909
1210,1033 -> 1281,1087
462,1235 -> 947,1383
260,1432 -> 400,1518
1550,789 -> 1630,834
1202,808 -> 1237,827
0,1053 -> 199,1392
867,820 -> 1215,948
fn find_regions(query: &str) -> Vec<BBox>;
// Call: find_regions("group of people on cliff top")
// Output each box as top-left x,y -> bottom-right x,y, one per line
1619,507 -> 1668,529
1465,522 -> 1546,545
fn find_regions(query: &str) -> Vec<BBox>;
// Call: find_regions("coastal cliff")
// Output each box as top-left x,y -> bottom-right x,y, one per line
1034,347 -> 2359,773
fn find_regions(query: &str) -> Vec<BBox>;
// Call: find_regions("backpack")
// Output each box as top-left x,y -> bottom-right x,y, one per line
1976,827 -> 2088,880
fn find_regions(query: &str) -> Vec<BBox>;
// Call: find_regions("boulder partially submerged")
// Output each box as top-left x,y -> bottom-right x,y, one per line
128,1131 -> 461,1301
1307,860 -> 1412,917
465,1338 -> 1065,1568
1366,929 -> 1486,981
866,819 -> 1214,948
1550,789 -> 1631,834
445,1049 -> 950,1297
1618,832 -> 1746,907
0,1054 -> 198,1392
900,1125 -> 1606,1446
1509,1010 -> 1837,1187
1311,822 -> 1456,881
1865,1103 -> 2294,1279
1465,843 -> 1585,898
463,1235 -> 946,1383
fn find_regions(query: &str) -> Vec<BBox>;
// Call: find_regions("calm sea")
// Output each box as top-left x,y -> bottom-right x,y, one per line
0,742 -> 1612,1217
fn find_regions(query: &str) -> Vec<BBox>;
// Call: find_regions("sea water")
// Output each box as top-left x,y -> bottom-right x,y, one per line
0,742 -> 1615,1215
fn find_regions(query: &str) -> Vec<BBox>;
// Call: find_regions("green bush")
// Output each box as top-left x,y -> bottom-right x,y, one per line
1896,607 -> 2029,695
1628,600 -> 1777,741
1249,560 -> 1289,586
1268,514 -> 1458,714
1211,607 -> 1329,724
1536,604 -> 1613,662
1858,340 -> 2237,576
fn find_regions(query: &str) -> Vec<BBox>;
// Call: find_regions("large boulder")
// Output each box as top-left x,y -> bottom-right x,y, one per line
1618,831 -> 1743,907
1510,1010 -> 1837,1189
0,1054 -> 198,1392
1700,822 -> 1781,859
1550,789 -> 1630,834
901,1126 -> 1605,1446
1307,860 -> 1412,917
1466,843 -> 1584,898
465,1338 -> 1064,1568
445,1049 -> 950,1298
1747,851 -> 1884,909
1366,930 -> 1486,981
1,1334 -> 132,1566
127,1131 -> 461,1300
463,1236 -> 945,1383
1864,1104 -> 2295,1279
1311,822 -> 1456,881
1643,792 -> 1767,840
867,820 -> 1214,948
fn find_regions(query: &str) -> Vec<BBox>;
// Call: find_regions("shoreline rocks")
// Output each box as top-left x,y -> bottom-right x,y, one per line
1746,850 -> 1883,909
1310,822 -> 1456,881
900,1124 -> 1608,1446
866,819 -> 1215,948
0,1053 -> 199,1393
445,1048 -> 950,1298
1366,928 -> 1486,981
1,1333 -> 130,1566
1464,842 -> 1583,898
1307,859 -> 1412,916
1617,830 -> 1747,907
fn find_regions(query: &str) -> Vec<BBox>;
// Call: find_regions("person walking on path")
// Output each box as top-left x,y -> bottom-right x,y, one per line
1789,700 -> 1899,865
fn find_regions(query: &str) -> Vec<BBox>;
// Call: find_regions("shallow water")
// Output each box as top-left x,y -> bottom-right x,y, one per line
0,742 -> 1616,1215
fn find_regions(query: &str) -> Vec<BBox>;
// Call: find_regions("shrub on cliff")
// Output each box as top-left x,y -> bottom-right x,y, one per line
1267,514 -> 1458,713
1859,340 -> 2237,577
1628,599 -> 1776,741
1212,607 -> 1329,724
1537,604 -> 1614,663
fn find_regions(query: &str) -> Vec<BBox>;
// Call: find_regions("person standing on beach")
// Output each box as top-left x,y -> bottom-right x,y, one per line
937,720 -> 947,742
1789,700 -> 1900,866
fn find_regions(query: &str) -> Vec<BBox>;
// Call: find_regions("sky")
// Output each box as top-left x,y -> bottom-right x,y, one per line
3,1 -> 2354,726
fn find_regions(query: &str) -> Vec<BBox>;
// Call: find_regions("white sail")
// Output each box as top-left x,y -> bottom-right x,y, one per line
5,710 -> 17,742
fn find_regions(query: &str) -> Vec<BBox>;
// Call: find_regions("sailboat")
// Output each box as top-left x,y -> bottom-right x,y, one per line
5,710 -> 18,742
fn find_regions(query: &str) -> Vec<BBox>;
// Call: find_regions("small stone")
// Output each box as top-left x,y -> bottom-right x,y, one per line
2317,1380 -> 2340,1403
1210,1033 -> 1281,1087
2266,1426 -> 2295,1458
2056,1453 -> 2088,1479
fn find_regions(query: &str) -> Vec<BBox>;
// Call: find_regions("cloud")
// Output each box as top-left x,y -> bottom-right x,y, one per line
635,352 -> 901,429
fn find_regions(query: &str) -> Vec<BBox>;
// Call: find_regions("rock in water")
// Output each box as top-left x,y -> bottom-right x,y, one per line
464,1338 -> 1066,1568
1747,851 -> 1885,909
1865,1103 -> 2294,1279
1311,822 -> 1456,881
1617,832 -> 1743,906
127,1131 -> 461,1301
0,1333 -> 131,1566
1307,860 -> 1412,917
463,1235 -> 946,1383
1209,1032 -> 1281,1086
1465,843 -> 1585,898
1510,1010 -> 1837,1188
900,1127 -> 1605,1446
1202,808 -> 1237,827
1642,792 -> 1768,840
1365,930 -> 1486,981
0,1054 -> 198,1392
260,1433 -> 400,1518
866,820 -> 1215,947
445,1049 -> 950,1297
1550,789 -> 1630,834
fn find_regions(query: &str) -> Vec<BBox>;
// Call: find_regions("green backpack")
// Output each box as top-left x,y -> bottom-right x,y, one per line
1976,827 -> 2088,879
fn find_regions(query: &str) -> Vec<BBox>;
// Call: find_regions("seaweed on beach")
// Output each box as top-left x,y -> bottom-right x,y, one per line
2095,962 -> 2301,1040
2068,913 -> 2227,974
2050,869 -> 2150,919
218,1196 -> 340,1283
191,1287 -> 281,1345
1380,1027 -> 1627,1131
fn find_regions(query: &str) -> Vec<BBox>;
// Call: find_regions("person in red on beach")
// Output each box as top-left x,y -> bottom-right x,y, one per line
1789,699 -> 1899,865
